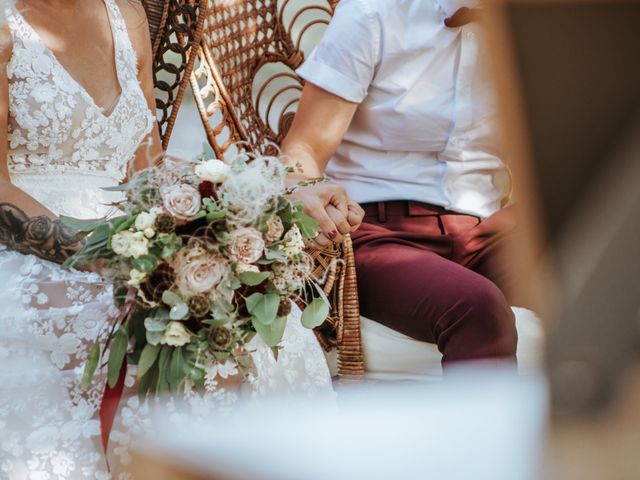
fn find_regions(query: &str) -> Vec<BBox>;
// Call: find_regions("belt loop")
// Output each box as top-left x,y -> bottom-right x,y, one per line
436,214 -> 446,234
377,202 -> 387,223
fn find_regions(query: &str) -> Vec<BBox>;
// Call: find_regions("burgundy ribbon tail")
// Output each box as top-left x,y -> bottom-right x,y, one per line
99,363 -> 127,471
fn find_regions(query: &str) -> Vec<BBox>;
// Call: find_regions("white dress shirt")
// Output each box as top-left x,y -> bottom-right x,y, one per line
296,0 -> 510,218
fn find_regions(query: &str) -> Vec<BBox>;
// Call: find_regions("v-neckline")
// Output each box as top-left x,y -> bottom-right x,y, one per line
14,0 -> 124,119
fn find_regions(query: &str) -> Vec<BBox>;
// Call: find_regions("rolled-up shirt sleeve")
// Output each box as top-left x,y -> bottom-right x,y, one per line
296,0 -> 381,103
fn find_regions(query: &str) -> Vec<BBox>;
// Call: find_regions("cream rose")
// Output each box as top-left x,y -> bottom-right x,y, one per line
281,225 -> 305,258
161,184 -> 202,221
195,159 -> 230,183
161,321 -> 191,347
228,227 -> 265,264
264,215 -> 284,243
174,248 -> 226,296
135,211 -> 156,231
110,230 -> 149,258
110,231 -> 131,256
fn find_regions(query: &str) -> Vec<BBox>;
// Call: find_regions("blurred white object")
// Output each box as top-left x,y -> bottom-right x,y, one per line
136,368 -> 548,480
328,307 -> 544,380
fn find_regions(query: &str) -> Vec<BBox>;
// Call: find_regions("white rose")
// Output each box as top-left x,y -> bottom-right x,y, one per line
110,232 -> 131,256
236,263 -> 260,274
161,321 -> 191,347
195,159 -> 230,183
281,225 -> 305,257
228,227 -> 265,264
161,184 -> 202,221
127,268 -> 147,286
143,227 -> 156,239
135,211 -> 156,231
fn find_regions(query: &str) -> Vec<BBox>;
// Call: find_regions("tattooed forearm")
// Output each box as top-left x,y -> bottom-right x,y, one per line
0,203 -> 80,263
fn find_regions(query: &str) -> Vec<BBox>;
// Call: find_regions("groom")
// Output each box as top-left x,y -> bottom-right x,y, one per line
283,0 -> 519,368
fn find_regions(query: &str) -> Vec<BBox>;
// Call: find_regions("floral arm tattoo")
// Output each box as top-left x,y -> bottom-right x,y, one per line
0,203 -> 80,263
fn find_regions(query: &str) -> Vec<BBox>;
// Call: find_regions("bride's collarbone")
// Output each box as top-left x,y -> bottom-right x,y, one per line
15,0 -> 122,110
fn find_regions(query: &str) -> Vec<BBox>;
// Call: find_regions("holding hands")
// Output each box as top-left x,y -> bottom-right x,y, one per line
287,182 -> 364,250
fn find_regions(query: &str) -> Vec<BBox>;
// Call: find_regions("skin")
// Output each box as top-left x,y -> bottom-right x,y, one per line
282,83 -> 365,249
0,0 -> 162,265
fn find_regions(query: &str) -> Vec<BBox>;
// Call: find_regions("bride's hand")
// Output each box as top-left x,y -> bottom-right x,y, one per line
288,182 -> 352,248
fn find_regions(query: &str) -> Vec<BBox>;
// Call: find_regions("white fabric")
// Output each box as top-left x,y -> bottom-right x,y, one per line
296,0 -> 510,218
359,308 -> 545,381
0,2 -> 334,479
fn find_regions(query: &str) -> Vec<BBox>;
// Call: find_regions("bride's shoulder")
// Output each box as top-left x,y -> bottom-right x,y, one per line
115,0 -> 153,67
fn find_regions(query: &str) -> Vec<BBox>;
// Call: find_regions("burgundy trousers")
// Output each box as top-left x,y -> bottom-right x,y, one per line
351,201 -> 519,365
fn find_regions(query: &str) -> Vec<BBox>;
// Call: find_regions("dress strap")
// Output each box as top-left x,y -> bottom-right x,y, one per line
102,0 -> 141,76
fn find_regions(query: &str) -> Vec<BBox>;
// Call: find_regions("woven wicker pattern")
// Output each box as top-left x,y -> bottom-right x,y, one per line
141,0 -> 206,149
190,0 -> 364,377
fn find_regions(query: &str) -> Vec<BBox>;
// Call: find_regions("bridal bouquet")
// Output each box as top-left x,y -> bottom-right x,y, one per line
63,151 -> 329,396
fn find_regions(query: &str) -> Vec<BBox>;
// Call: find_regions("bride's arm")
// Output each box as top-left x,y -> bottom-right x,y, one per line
0,32 -> 80,264
120,0 -> 164,175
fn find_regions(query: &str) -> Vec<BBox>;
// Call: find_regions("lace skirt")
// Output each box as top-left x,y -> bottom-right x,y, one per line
0,247 -> 335,479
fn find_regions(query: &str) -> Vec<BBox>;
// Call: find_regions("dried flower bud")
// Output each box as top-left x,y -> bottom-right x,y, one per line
140,263 -> 176,303
154,213 -> 176,234
208,326 -> 233,352
188,294 -> 211,319
277,297 -> 292,317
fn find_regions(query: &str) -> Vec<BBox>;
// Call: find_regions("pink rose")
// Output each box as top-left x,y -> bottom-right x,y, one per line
161,184 -> 202,221
174,247 -> 226,296
228,227 -> 265,264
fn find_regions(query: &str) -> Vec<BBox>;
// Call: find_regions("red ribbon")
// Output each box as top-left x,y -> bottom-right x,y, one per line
99,363 -> 127,470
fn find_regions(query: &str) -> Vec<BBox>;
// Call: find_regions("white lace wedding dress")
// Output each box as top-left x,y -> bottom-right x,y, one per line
0,2 -> 334,478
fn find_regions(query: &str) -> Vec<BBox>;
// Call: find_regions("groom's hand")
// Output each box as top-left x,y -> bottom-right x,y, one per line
288,183 -> 359,248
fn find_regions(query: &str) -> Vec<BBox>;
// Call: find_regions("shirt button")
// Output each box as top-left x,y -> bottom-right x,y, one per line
467,32 -> 475,40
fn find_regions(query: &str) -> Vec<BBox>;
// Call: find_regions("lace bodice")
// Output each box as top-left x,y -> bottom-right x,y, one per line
5,0 -> 154,183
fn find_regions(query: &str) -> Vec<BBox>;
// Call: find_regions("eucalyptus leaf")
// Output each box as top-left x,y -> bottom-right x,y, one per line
107,328 -> 129,388
146,330 -> 164,346
245,292 -> 263,312
80,343 -> 100,391
144,315 -> 169,332
246,293 -> 279,326
162,290 -> 183,307
251,315 -> 287,348
238,271 -> 270,286
169,303 -> 189,320
137,343 -> 160,378
301,297 -> 330,329
294,212 -> 319,239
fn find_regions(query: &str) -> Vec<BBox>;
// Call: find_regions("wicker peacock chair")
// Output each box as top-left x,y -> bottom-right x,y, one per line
142,0 -> 364,378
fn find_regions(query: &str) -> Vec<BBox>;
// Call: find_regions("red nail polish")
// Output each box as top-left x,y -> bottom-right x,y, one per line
327,230 -> 338,240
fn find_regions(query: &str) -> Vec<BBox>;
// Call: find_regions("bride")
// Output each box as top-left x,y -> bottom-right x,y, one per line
0,0 -> 333,478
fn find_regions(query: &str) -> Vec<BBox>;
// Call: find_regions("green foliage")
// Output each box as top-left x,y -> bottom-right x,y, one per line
246,293 -> 280,326
81,343 -> 100,391
155,233 -> 183,259
107,328 -> 129,388
251,315 -> 287,348
137,343 -> 160,378
238,271 -> 270,286
130,254 -> 158,273
301,297 -> 330,329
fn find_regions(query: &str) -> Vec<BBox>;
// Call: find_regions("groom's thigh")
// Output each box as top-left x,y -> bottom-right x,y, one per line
354,241 -> 516,360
